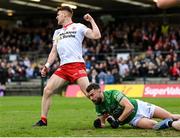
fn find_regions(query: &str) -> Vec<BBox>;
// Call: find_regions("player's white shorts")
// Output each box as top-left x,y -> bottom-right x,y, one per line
129,99 -> 156,127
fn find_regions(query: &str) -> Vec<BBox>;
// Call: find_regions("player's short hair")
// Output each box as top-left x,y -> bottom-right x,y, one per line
57,6 -> 73,16
86,83 -> 100,93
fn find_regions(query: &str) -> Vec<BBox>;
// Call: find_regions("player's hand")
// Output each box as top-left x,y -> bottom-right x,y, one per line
107,116 -> 120,129
83,13 -> 93,22
112,120 -> 120,128
41,66 -> 49,77
93,118 -> 103,128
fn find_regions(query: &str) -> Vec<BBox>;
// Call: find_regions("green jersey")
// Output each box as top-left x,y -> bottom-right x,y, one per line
95,90 -> 138,124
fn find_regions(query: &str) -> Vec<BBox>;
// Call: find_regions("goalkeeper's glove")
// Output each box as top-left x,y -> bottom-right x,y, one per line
107,116 -> 120,129
93,118 -> 102,128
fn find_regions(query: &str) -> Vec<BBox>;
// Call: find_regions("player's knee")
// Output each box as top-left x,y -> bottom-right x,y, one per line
93,118 -> 102,128
44,86 -> 53,96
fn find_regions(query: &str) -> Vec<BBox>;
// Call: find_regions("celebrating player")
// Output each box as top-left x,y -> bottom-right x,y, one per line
33,6 -> 101,126
86,83 -> 180,130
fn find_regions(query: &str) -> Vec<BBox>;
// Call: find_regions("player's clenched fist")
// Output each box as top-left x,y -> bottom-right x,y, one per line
41,66 -> 49,77
107,116 -> 120,129
83,14 -> 93,22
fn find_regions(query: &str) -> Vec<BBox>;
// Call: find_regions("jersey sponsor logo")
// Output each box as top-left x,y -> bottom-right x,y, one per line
58,31 -> 76,40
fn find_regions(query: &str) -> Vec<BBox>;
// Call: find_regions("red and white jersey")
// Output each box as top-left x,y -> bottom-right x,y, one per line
53,23 -> 88,66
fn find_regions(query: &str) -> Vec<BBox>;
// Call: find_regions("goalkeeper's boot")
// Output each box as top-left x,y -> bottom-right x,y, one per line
33,120 -> 47,127
153,118 -> 173,130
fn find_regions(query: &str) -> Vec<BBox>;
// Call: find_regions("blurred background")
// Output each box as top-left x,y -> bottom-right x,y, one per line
0,0 -> 180,96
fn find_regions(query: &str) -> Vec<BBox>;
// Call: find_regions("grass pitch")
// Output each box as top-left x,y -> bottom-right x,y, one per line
0,96 -> 180,137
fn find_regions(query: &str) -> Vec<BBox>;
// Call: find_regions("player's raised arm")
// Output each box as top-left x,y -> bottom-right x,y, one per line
83,13 -> 101,39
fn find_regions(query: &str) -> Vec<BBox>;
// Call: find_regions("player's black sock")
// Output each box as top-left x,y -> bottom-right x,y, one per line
168,120 -> 173,127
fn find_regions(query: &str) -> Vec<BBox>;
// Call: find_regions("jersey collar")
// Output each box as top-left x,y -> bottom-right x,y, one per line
63,22 -> 73,29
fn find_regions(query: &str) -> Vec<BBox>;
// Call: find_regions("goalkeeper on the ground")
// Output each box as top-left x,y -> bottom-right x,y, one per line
86,83 -> 180,130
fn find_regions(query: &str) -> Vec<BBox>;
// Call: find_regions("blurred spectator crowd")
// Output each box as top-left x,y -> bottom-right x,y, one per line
0,20 -> 180,86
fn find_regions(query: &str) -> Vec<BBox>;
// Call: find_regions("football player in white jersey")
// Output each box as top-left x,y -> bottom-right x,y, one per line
34,6 -> 101,126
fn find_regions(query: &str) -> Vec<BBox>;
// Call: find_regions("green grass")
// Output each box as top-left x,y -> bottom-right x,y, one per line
0,96 -> 180,137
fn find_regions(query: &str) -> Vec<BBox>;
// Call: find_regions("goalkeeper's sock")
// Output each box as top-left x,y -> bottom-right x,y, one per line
153,118 -> 173,130
41,116 -> 47,124
168,120 -> 173,127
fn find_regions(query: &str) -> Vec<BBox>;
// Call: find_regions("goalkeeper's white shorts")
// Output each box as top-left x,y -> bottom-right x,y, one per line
129,99 -> 156,127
